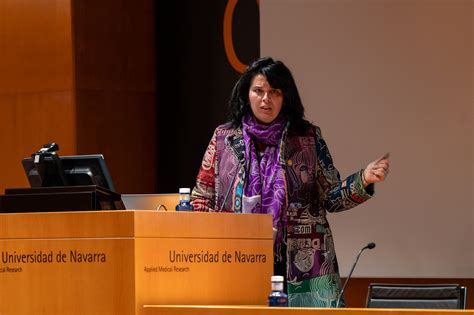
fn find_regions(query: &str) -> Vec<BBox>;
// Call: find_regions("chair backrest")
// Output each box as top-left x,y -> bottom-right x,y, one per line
366,283 -> 467,309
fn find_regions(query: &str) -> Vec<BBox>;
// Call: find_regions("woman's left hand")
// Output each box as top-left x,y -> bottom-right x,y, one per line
362,153 -> 390,186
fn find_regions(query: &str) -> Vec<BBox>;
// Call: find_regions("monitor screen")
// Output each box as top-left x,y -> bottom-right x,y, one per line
22,154 -> 116,192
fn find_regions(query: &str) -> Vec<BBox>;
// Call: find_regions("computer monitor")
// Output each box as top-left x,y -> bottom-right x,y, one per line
22,154 -> 116,192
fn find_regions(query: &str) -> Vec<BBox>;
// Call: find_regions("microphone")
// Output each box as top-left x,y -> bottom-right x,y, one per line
33,142 -> 60,163
37,142 -> 59,154
335,242 -> 376,308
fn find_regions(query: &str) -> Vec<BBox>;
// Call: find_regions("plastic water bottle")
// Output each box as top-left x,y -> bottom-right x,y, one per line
175,188 -> 193,211
268,275 -> 288,307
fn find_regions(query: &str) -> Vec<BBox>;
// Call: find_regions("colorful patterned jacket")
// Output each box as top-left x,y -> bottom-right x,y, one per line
191,122 -> 374,307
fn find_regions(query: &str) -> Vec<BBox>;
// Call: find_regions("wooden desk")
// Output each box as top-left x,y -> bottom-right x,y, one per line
0,210 -> 273,315
142,305 -> 474,315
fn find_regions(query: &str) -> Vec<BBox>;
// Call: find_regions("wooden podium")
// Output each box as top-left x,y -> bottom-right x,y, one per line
0,210 -> 274,315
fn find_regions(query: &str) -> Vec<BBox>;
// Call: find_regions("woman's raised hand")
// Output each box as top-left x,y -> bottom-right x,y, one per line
362,153 -> 390,186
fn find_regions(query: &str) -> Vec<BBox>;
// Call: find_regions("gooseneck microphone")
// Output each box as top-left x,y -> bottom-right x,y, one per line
335,242 -> 376,308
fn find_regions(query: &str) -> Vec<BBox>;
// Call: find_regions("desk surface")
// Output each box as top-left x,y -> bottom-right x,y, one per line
0,210 -> 273,239
143,305 -> 474,315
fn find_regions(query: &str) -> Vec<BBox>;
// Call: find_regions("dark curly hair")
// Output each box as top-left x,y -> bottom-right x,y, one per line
228,56 -> 310,133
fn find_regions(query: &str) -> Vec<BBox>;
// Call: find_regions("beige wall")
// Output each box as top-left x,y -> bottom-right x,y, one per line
261,0 -> 473,278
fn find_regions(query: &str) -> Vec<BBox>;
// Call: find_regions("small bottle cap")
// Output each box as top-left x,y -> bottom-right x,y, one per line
179,188 -> 191,194
271,275 -> 284,282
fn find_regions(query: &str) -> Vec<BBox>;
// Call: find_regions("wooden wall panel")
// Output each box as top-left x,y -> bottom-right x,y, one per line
0,92 -> 75,190
0,0 -> 74,93
0,0 -> 157,195
72,0 -> 156,92
0,0 -> 75,194
75,90 -> 156,194
72,0 -> 157,194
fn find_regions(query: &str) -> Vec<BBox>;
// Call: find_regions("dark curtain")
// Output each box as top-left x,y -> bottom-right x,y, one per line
155,0 -> 260,193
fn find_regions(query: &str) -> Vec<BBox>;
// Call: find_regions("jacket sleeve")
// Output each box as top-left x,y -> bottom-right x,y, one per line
191,129 -> 218,211
315,127 -> 374,213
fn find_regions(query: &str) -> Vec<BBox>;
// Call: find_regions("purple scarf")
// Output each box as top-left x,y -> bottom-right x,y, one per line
242,113 -> 287,229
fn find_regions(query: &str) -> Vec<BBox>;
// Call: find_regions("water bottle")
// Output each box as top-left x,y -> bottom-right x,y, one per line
175,188 -> 194,211
268,275 -> 288,307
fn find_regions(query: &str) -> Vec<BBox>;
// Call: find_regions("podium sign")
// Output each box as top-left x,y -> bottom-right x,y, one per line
0,211 -> 273,315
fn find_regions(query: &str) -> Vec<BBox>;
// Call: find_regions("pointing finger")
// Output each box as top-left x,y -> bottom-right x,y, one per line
375,152 -> 390,163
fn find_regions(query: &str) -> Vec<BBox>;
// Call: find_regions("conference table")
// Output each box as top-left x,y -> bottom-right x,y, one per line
142,305 -> 474,315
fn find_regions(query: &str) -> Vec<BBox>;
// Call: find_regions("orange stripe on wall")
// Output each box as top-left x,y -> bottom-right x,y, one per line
224,0 -> 259,73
